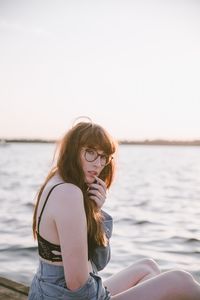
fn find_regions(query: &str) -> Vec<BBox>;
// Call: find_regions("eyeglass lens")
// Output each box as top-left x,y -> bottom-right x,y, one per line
85,149 -> 110,166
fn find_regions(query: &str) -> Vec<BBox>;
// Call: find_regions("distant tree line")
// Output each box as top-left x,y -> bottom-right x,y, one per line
1,138 -> 200,146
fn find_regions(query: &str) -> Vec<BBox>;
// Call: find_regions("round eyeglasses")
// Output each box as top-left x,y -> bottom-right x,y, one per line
83,148 -> 113,166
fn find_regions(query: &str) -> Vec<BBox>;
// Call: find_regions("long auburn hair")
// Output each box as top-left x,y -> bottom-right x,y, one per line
32,121 -> 117,258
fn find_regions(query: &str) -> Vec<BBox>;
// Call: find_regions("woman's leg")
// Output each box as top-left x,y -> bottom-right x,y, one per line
103,258 -> 161,295
106,269 -> 200,300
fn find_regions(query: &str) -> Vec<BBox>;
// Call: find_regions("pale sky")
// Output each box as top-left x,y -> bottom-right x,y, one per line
0,0 -> 200,141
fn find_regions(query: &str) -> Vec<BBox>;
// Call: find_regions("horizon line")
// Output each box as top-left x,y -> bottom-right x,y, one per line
1,138 -> 200,146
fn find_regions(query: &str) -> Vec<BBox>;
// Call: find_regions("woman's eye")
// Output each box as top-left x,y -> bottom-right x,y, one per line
101,155 -> 107,160
87,149 -> 95,155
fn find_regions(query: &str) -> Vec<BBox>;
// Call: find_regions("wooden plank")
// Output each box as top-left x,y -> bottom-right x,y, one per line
0,277 -> 29,300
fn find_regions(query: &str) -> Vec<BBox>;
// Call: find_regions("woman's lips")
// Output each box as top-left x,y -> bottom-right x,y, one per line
88,171 -> 98,177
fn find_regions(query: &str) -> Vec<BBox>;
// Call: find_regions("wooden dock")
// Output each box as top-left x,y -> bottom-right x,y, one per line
0,277 -> 29,300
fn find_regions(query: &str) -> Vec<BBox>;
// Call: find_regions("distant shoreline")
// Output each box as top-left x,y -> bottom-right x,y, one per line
1,138 -> 200,146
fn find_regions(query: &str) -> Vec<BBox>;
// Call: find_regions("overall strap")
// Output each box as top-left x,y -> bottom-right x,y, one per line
37,182 -> 65,233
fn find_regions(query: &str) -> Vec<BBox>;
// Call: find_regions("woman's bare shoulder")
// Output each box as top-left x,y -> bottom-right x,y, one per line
52,181 -> 82,193
51,182 -> 87,238
48,182 -> 85,215
45,175 -> 82,197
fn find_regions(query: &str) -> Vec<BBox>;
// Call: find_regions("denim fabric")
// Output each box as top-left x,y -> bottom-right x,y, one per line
91,210 -> 113,271
28,261 -> 111,300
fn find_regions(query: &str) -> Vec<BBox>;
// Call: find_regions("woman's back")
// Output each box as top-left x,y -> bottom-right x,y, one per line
36,173 -> 65,258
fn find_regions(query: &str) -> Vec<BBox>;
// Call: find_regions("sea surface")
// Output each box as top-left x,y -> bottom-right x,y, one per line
0,143 -> 200,285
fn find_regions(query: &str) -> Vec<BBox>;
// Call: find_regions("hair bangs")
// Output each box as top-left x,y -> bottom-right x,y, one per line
80,125 -> 116,155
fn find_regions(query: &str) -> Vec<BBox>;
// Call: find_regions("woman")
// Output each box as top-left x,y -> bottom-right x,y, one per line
28,120 -> 200,300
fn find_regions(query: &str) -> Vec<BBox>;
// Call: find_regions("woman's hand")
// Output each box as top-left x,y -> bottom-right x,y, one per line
88,176 -> 107,209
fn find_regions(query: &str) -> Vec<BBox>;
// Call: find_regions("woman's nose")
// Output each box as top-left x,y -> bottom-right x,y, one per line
93,155 -> 102,166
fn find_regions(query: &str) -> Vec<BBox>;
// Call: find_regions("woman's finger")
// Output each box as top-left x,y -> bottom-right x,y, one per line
94,176 -> 107,193
89,195 -> 105,208
89,183 -> 106,197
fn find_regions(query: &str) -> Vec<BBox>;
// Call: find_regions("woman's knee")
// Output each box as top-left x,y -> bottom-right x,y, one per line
170,270 -> 194,284
166,269 -> 198,295
139,258 -> 161,276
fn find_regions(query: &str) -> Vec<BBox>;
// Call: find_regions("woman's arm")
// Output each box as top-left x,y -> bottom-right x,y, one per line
52,183 -> 89,291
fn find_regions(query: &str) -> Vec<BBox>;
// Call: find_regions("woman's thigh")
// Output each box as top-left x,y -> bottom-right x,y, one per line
103,258 -> 160,296
108,270 -> 200,300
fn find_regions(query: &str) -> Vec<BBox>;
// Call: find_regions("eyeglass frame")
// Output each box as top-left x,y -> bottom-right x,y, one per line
82,147 -> 113,166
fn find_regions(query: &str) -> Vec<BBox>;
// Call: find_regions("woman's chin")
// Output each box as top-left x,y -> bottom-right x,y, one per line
85,176 -> 95,184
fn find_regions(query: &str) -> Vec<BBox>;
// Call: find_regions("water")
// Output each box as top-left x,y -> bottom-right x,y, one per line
0,143 -> 200,285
